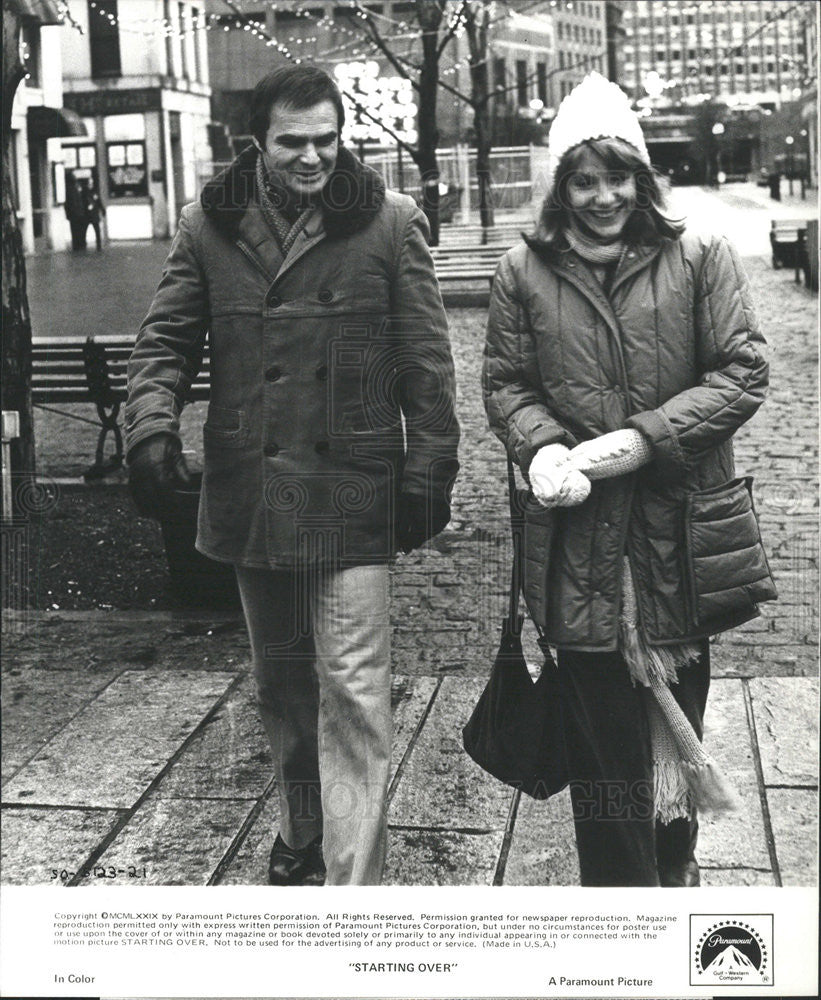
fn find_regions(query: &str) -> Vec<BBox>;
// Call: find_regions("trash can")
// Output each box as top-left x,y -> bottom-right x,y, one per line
159,473 -> 240,609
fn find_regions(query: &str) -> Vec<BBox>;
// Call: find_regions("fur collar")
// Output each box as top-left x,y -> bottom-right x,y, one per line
201,144 -> 386,239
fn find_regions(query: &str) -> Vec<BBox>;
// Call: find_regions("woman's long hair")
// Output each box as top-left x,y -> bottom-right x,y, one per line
536,137 -> 685,246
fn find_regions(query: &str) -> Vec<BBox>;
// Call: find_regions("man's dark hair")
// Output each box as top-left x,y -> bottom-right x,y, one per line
249,65 -> 345,145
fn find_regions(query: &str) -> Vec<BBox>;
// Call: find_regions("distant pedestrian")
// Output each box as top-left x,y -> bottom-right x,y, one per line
64,174 -> 105,251
483,72 -> 775,887
81,179 -> 105,251
64,172 -> 87,251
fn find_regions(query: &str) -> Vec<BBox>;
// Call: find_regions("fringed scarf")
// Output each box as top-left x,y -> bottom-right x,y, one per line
620,562 -> 739,822
566,224 -> 739,824
255,154 -> 313,257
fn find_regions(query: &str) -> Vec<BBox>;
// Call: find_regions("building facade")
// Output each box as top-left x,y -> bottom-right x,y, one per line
9,7 -> 80,254
621,0 -> 815,109
60,0 -> 212,240
552,0 -> 608,100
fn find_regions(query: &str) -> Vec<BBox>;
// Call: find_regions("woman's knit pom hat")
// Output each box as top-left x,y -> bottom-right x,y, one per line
545,71 -> 650,192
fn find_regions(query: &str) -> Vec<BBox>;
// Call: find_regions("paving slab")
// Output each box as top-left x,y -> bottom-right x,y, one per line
390,675 -> 438,776
767,788 -> 819,886
388,677 -> 512,830
79,797 -> 256,886
216,794 -> 279,886
748,677 -> 820,786
1,670 -> 237,808
384,827 -> 505,886
502,789 -> 580,886
700,867 -> 776,887
1,807 -> 122,886
697,679 -> 771,871
1,666 -> 120,782
155,682 -> 271,800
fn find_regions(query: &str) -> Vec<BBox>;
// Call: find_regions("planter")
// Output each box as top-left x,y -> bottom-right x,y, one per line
159,474 -> 240,609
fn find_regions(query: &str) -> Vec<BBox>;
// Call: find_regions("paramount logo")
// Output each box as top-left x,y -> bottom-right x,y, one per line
690,915 -> 773,987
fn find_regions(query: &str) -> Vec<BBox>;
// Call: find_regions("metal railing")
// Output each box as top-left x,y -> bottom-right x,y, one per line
196,143 -> 538,216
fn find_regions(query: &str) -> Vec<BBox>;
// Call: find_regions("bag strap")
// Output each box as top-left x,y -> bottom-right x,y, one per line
507,456 -> 551,653
506,456 -> 523,634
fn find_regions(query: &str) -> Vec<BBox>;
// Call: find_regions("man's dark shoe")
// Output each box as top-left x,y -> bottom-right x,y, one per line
268,833 -> 325,886
659,858 -> 701,887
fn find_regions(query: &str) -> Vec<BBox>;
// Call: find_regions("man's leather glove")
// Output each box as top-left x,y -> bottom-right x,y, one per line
127,431 -> 192,521
395,493 -> 451,554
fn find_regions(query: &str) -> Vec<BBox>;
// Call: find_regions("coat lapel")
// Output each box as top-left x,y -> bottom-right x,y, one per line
610,242 -> 663,296
235,203 -> 283,282
274,208 -> 326,282
548,251 -> 623,342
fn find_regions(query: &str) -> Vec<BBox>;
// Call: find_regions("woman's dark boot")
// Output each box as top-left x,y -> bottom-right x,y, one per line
656,815 -> 700,886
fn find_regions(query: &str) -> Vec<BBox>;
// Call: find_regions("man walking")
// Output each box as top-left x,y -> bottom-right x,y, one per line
125,65 -> 459,886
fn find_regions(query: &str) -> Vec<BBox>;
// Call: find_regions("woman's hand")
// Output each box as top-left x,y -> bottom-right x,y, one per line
529,443 -> 592,508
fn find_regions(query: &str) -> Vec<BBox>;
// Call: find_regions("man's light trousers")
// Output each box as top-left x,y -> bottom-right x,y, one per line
235,563 -> 391,886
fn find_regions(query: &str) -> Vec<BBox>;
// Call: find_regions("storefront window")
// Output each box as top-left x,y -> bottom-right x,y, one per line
106,141 -> 148,197
63,144 -> 98,171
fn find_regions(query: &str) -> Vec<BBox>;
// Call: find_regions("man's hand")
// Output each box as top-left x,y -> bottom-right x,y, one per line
529,442 -> 591,508
128,432 -> 192,520
395,493 -> 451,554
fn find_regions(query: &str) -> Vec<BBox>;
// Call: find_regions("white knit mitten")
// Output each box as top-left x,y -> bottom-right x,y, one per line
529,443 -> 591,508
567,429 -> 652,480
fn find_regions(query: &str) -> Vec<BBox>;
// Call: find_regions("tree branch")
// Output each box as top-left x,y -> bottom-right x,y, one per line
437,0 -> 469,58
221,0 -> 419,159
348,1 -> 419,90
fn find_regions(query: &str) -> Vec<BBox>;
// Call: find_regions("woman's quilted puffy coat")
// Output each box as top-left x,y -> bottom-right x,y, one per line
483,231 -> 770,650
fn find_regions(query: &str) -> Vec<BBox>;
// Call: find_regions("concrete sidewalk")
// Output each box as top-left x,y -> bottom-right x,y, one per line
2,609 -> 817,886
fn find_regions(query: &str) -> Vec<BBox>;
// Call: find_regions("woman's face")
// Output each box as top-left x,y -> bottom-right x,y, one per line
565,146 -> 637,241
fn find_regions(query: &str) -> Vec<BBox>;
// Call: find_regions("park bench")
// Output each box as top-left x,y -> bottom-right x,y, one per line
770,218 -> 808,270
431,237 -> 520,290
438,222 -> 525,248
31,336 -> 211,478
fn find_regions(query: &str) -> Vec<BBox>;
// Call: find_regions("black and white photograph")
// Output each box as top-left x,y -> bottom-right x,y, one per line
1,0 -> 818,996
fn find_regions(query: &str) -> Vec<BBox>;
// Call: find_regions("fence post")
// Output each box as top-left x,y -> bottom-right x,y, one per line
458,143 -> 471,224
2,412 -> 20,521
530,144 -> 550,222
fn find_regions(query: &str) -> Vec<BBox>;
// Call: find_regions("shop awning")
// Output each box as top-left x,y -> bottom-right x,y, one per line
27,106 -> 88,140
9,0 -> 63,24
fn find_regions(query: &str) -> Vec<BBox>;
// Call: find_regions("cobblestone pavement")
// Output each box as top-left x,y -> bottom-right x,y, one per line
4,185 -> 818,887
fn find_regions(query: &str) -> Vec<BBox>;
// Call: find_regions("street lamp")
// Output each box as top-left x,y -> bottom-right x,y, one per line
799,128 -> 810,198
711,121 -> 725,186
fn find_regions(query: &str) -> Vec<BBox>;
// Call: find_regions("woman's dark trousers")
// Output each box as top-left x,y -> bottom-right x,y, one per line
557,644 -> 710,887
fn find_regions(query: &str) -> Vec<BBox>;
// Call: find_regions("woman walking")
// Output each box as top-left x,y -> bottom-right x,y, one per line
483,73 -> 774,887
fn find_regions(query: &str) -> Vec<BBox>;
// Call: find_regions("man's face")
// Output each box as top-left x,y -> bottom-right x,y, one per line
259,99 -> 339,201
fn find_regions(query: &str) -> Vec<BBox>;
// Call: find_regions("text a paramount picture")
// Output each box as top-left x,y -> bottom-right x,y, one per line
0,2 -> 819,998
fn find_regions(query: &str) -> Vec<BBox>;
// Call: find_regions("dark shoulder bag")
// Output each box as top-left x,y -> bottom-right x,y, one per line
462,457 -> 568,800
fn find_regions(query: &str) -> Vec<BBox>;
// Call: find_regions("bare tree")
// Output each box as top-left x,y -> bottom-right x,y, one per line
460,0 -> 495,230
348,0 -> 468,245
